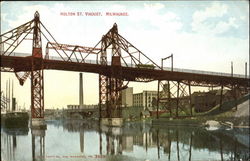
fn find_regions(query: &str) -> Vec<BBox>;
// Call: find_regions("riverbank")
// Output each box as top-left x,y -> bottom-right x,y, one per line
152,94 -> 249,128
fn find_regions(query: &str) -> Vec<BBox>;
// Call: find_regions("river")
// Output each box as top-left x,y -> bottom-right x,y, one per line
1,120 -> 249,161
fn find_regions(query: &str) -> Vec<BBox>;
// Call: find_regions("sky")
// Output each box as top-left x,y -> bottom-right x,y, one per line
0,1 -> 249,109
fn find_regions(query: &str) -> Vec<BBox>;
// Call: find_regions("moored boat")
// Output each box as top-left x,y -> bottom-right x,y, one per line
1,111 -> 29,128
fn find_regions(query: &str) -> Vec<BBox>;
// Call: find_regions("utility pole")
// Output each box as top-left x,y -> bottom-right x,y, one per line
171,53 -> 173,71
161,54 -> 173,71
231,61 -> 233,77
0,36 -> 3,52
245,62 -> 247,78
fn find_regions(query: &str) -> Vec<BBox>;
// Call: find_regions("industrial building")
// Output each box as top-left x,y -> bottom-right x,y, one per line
133,90 -> 158,110
66,72 -> 235,114
121,87 -> 133,107
67,104 -> 98,109
192,89 -> 233,112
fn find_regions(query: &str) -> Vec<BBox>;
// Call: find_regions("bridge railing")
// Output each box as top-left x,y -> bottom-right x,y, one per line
0,51 -> 31,57
162,67 -> 247,78
1,51 -> 248,79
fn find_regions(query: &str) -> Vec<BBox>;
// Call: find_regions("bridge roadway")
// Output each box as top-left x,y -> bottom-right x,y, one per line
0,53 -> 249,87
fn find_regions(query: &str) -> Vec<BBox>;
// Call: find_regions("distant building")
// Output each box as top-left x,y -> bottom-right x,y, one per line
67,104 -> 98,109
67,105 -> 80,109
192,89 -> 233,112
192,91 -> 216,112
121,87 -> 133,107
133,90 -> 158,110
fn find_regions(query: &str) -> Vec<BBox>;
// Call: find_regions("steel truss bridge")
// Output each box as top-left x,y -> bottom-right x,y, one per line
1,12 -> 249,119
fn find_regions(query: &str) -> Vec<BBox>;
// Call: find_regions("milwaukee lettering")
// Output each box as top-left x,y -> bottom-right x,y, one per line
106,12 -> 128,16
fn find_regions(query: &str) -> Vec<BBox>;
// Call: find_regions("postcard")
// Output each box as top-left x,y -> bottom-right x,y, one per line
1,1 -> 249,161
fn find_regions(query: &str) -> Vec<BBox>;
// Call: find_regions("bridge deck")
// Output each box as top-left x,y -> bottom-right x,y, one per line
1,53 -> 249,87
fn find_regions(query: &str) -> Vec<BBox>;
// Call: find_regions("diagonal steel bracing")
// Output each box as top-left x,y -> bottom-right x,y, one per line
157,80 -> 192,118
31,12 -> 44,118
98,23 -> 163,118
99,24 -> 124,118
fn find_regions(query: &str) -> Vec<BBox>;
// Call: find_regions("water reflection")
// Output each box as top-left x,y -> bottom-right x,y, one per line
1,127 -> 29,161
31,129 -> 45,161
1,120 -> 249,161
80,131 -> 84,153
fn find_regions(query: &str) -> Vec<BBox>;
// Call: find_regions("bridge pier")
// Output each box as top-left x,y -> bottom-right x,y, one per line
31,118 -> 47,130
31,127 -> 46,161
31,117 -> 47,160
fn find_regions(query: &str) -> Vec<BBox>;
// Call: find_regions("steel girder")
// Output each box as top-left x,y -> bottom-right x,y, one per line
157,80 -> 192,118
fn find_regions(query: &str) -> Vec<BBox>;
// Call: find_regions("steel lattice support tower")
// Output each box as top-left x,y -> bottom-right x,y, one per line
110,24 -> 123,117
31,12 -> 44,118
157,80 -> 192,118
99,39 -> 109,118
99,24 -> 124,118
157,80 -> 172,118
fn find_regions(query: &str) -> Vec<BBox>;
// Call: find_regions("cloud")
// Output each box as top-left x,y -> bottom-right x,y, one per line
192,2 -> 228,23
212,17 -> 239,34
191,2 -> 239,35
1,13 -> 7,22
144,3 -> 165,11
6,5 -> 51,29
240,15 -> 246,21
129,3 -> 182,33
